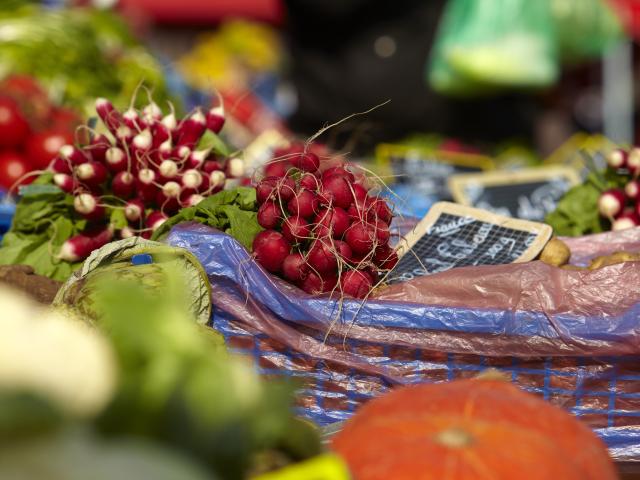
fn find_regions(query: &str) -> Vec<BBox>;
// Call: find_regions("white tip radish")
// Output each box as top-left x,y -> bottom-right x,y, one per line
122,108 -> 141,130
161,112 -> 177,131
174,145 -> 191,162
146,211 -> 168,231
612,211 -> 640,231
112,171 -> 135,199
606,149 -> 628,169
142,102 -> 162,123
58,226 -> 114,262
187,148 -> 210,169
598,189 -> 625,219
120,226 -> 135,239
176,109 -> 206,147
161,181 -> 181,199
73,193 -> 105,221
124,198 -> 145,222
115,125 -> 133,144
182,169 -> 203,189
53,173 -> 75,193
95,98 -> 121,133
75,162 -> 107,186
206,105 -> 225,133
225,157 -> 245,178
626,180 -> 640,200
60,145 -> 87,166
132,129 -> 152,150
184,193 -> 204,207
159,160 -> 178,179
138,168 -> 155,185
209,170 -> 226,190
105,147 -> 127,173
629,148 -> 640,174
51,156 -> 72,174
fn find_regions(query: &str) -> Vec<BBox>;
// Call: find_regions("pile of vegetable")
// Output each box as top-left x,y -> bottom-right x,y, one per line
0,6 -> 174,114
0,93 -> 246,280
0,75 -> 80,190
546,147 -> 640,235
253,143 -> 398,298
0,264 -> 324,479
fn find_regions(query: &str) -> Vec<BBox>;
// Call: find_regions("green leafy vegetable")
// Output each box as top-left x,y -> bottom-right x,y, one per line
152,187 -> 262,250
197,130 -> 231,157
545,169 -> 628,236
0,175 -> 85,281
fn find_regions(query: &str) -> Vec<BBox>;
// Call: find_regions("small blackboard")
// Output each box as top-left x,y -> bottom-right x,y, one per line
448,167 -> 580,221
376,144 -> 495,200
387,202 -> 552,284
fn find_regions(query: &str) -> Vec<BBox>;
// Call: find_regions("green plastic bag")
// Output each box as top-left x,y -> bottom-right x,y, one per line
428,0 -> 558,95
551,0 -> 624,62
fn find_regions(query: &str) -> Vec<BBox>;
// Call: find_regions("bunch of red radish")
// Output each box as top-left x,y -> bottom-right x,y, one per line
252,143 -> 398,299
52,95 -> 245,262
598,148 -> 640,230
0,75 -> 79,190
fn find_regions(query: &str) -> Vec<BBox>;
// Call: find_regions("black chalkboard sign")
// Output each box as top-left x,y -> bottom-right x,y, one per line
376,144 -> 495,200
387,202 -> 552,284
448,167 -> 580,221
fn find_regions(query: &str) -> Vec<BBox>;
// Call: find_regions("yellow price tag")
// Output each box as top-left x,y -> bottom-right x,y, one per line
252,454 -> 351,480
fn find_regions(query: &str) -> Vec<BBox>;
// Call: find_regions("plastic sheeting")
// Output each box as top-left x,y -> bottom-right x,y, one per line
167,222 -> 640,460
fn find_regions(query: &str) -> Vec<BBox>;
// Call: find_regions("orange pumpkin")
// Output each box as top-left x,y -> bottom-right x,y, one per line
331,378 -> 618,480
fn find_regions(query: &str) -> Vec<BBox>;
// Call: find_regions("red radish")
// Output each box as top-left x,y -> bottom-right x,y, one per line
314,207 -> 351,238
206,105 -> 225,133
625,180 -> 640,200
362,267 -> 379,285
350,183 -> 369,204
209,171 -> 226,192
25,130 -> 72,169
0,97 -> 30,148
307,240 -> 339,274
187,149 -> 210,169
368,197 -> 393,224
300,173 -> 319,191
287,189 -> 319,219
345,222 -> 375,255
203,159 -> 224,173
265,160 -> 291,178
257,202 -> 282,229
95,98 -> 121,133
373,245 -> 399,270
53,173 -> 75,193
340,270 -> 373,299
282,252 -> 309,282
322,166 -> 355,183
150,120 -> 170,147
183,193 -> 205,207
105,147 -> 127,173
158,159 -> 179,180
253,230 -> 291,273
301,272 -> 336,295
606,148 -> 628,169
334,239 -> 353,262
112,171 -> 135,199
293,152 -> 320,172
612,211 -> 640,231
598,189 -> 625,218
156,139 -> 173,162
347,203 -> 365,220
50,156 -> 72,175
0,151 -> 31,189
628,148 -> 640,175
73,193 -> 104,221
76,162 -> 107,187
225,157 -> 245,178
124,198 -> 145,222
176,109 -> 206,147
277,176 -> 296,201
58,226 -> 114,262
60,145 -> 87,166
282,216 -> 311,242
253,229 -> 275,251
146,211 -> 168,231
321,175 -> 353,209
370,219 -> 390,244
256,177 -> 279,204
